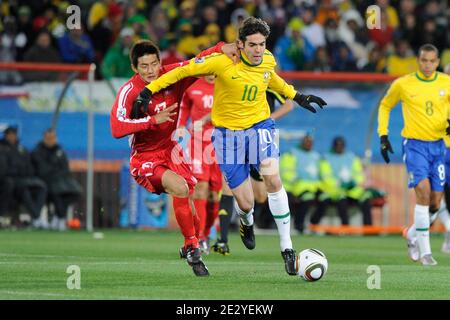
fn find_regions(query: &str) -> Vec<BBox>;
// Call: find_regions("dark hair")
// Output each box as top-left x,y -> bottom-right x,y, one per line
238,17 -> 270,42
4,126 -> 17,135
332,136 -> 345,149
301,134 -> 313,144
44,128 -> 55,135
130,40 -> 160,68
418,43 -> 439,57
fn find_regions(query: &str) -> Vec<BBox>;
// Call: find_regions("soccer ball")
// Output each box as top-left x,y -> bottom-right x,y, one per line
297,249 -> 328,281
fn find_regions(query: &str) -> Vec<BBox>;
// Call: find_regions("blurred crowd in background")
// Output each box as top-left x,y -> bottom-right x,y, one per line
1,0 -> 450,83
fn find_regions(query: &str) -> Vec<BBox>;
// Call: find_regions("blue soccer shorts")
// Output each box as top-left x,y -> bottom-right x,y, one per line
402,138 -> 445,192
212,118 -> 279,189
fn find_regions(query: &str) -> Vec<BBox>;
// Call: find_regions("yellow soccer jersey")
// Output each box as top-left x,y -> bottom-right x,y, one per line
147,50 -> 297,130
378,71 -> 450,141
444,135 -> 450,148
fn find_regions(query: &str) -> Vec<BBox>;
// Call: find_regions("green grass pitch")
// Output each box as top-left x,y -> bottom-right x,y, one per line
0,230 -> 449,300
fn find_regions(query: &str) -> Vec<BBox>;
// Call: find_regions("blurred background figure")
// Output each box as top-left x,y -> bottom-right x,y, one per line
101,27 -> 135,79
367,10 -> 394,51
0,126 -> 48,229
87,0 -> 113,65
58,26 -> 95,63
225,8 -> 248,44
22,29 -> 61,82
317,137 -> 373,226
361,46 -> 385,72
0,16 -> 25,84
161,34 -> 186,65
196,23 -> 221,51
0,141 -> 14,223
31,129 -> 82,231
274,18 -> 313,71
386,39 -> 417,76
306,46 -> 331,71
281,134 -> 329,233
331,42 -> 357,71
298,5 -> 326,52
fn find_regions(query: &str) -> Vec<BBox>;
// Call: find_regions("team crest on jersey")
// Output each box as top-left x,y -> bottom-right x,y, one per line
117,107 -> 126,119
142,162 -> 154,170
195,57 -> 204,64
263,71 -> 270,83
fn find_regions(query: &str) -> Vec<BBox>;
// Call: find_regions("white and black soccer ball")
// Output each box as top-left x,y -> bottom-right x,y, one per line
297,248 -> 328,282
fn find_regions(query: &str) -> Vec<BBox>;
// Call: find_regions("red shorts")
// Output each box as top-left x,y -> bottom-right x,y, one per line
130,146 -> 197,194
189,138 -> 223,192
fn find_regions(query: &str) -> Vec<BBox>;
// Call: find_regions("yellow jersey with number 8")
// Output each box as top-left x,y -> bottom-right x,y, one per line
378,71 -> 450,141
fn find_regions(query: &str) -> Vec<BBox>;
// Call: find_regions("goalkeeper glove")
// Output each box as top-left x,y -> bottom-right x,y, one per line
380,135 -> 393,164
293,92 -> 327,113
131,87 -> 153,119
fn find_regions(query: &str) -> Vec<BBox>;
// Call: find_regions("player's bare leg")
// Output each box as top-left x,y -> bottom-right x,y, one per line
429,190 -> 443,223
162,170 -> 209,276
251,177 -> 267,203
251,174 -> 270,228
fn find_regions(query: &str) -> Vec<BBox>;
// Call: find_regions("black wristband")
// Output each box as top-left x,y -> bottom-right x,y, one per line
140,87 -> 152,100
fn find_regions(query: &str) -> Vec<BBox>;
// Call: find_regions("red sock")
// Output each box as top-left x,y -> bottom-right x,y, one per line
204,201 -> 220,239
172,196 -> 198,248
193,210 -> 200,239
193,199 -> 207,240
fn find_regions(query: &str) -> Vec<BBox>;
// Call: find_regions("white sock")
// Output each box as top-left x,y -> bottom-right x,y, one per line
414,204 -> 431,257
438,200 -> 450,232
407,224 -> 417,242
234,202 -> 254,226
268,187 -> 292,251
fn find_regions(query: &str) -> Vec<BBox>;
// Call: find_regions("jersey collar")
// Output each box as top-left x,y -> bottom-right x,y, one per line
415,71 -> 438,82
240,50 -> 263,67
133,73 -> 148,86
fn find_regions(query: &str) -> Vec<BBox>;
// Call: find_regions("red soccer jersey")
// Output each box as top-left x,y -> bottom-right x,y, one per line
179,78 -> 215,141
110,43 -> 223,154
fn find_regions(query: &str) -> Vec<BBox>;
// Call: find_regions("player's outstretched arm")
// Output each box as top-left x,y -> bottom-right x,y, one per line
134,43 -> 235,109
139,57 -> 219,106
269,71 -> 327,113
